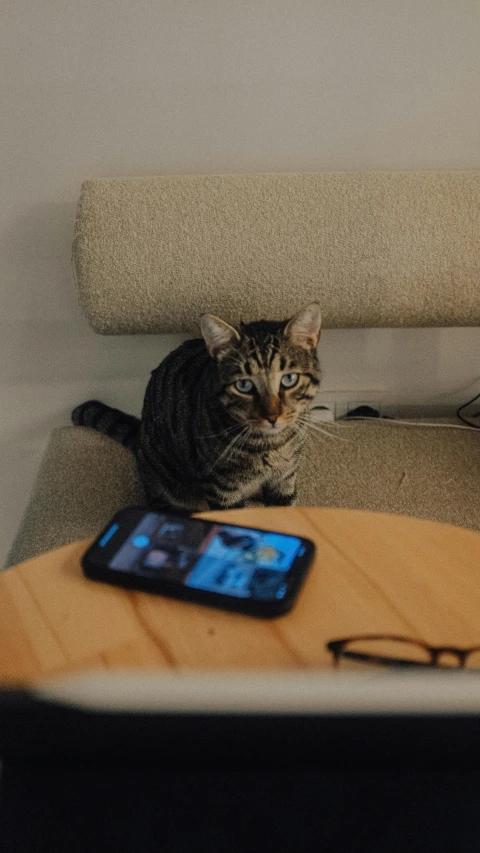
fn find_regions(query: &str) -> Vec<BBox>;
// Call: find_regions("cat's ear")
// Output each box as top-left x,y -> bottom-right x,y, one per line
200,314 -> 241,358
283,303 -> 322,349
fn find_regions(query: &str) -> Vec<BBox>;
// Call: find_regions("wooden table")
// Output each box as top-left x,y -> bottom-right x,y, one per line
2,507 -> 480,685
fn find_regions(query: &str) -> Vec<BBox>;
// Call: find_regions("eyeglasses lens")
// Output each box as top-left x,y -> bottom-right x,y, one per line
337,638 -> 432,669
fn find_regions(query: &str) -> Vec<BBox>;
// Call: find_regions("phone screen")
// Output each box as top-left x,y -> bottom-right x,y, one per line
100,512 -> 306,602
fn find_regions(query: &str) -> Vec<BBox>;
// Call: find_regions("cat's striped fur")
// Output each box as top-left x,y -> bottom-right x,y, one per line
72,304 -> 321,511
71,400 -> 140,449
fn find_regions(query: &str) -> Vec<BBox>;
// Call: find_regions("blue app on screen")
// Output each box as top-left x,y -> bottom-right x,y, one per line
109,515 -> 303,602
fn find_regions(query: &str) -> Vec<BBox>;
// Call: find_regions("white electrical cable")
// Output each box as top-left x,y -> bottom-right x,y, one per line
329,417 -> 480,432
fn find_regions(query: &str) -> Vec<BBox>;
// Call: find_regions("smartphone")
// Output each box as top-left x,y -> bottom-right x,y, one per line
82,507 -> 315,618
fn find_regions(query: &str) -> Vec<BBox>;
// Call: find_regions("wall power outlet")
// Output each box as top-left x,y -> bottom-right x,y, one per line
311,391 -> 387,420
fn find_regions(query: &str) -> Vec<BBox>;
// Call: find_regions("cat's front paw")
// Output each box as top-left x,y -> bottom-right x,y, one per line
263,490 -> 297,507
207,499 -> 246,510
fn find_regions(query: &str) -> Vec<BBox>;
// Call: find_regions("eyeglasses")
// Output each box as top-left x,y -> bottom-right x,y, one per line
327,635 -> 480,670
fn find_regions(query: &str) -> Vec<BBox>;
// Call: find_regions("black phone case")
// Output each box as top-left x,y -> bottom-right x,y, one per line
81,506 -> 315,619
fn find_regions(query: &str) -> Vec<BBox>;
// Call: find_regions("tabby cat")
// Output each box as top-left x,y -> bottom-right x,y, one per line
72,303 -> 321,511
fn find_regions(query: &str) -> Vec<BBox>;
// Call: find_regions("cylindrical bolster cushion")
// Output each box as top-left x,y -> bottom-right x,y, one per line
72,171 -> 480,334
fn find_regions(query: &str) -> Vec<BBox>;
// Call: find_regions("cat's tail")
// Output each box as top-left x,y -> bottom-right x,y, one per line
71,400 -> 140,450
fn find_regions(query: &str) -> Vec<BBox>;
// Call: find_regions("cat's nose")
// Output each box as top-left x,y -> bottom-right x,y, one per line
267,416 -> 278,426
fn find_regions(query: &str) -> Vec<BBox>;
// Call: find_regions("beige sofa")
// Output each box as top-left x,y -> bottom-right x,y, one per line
6,171 -> 480,566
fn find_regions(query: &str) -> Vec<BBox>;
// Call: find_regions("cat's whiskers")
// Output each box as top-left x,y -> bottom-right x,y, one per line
235,424 -> 254,458
207,425 -> 249,473
308,415 -> 350,429
223,423 -> 251,466
201,422 -> 244,439
230,424 -> 255,465
294,412 -> 350,443
305,422 -> 350,443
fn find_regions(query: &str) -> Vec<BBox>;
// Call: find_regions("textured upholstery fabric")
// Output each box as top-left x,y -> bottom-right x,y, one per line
5,428 -> 146,567
6,421 -> 480,567
72,171 -> 480,334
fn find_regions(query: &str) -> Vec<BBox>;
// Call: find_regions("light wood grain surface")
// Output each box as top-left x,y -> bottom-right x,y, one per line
2,507 -> 480,685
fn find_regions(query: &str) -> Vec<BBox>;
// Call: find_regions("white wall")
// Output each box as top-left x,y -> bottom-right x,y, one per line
2,0 -> 480,562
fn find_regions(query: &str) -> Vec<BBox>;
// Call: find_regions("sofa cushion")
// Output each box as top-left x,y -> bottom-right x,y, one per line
73,171 -> 480,335
297,419 -> 480,530
5,427 -> 146,568
5,420 -> 480,567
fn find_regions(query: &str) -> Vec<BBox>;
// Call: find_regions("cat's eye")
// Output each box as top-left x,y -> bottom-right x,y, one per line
235,378 -> 254,394
281,372 -> 299,389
